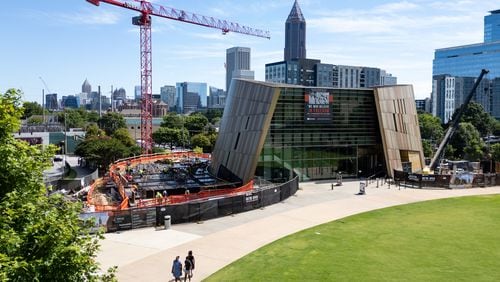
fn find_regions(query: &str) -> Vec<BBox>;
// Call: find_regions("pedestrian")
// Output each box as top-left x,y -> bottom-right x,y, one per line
184,256 -> 192,282
186,250 -> 195,279
171,256 -> 182,282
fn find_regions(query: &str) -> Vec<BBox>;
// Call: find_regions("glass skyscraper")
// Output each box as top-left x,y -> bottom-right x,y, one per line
432,10 -> 500,120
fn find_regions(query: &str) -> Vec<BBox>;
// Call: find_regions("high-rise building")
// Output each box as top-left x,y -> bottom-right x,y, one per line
176,82 -> 207,114
208,86 -> 226,109
160,85 -> 176,110
284,0 -> 306,61
433,10 -> 500,120
134,85 -> 142,101
62,95 -> 80,109
485,10 -> 500,42
82,79 -> 91,94
226,47 -> 254,92
45,93 -> 58,110
265,1 -> 397,89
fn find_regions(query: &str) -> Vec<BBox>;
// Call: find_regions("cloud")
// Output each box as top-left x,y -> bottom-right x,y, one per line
59,8 -> 120,25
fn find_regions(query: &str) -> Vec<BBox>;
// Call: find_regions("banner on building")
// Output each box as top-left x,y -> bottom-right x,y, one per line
305,91 -> 332,122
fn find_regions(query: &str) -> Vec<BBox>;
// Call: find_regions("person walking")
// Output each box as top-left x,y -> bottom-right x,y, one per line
184,256 -> 193,282
171,256 -> 182,282
186,250 -> 195,279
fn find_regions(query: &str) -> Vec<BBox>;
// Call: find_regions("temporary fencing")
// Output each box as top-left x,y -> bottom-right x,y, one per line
82,175 -> 299,233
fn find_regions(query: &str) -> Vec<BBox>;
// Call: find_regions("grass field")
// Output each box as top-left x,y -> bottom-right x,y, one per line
205,195 -> 500,281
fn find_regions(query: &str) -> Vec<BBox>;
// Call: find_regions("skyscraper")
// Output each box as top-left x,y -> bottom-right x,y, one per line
160,85 -> 176,110
176,82 -> 207,114
284,0 -> 306,61
226,47 -> 254,92
484,10 -> 500,42
265,1 -> 397,89
432,10 -> 500,120
82,79 -> 91,94
134,85 -> 142,101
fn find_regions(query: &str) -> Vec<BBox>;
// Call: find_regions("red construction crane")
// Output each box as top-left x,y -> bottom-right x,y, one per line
86,0 -> 270,154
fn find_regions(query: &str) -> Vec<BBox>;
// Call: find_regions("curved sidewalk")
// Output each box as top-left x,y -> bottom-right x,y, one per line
96,180 -> 500,281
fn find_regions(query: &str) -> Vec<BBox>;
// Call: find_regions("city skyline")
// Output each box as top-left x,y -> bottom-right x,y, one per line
2,0 -> 500,103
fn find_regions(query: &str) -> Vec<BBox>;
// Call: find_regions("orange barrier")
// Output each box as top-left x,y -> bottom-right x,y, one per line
86,152 -> 248,212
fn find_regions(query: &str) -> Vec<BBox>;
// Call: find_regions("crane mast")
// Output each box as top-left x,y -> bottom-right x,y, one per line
428,69 -> 489,172
87,0 -> 270,154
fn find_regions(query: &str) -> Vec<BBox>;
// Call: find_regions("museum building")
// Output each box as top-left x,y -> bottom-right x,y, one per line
210,79 -> 424,183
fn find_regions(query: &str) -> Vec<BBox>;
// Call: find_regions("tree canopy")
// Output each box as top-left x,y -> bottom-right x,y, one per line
98,112 -> 127,136
419,113 -> 444,144
0,89 -> 115,281
21,101 -> 44,119
184,113 -> 209,136
160,113 -> 184,129
448,122 -> 485,161
457,102 -> 496,137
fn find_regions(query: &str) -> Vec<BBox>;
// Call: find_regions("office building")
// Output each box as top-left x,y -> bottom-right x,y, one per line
176,82 -> 207,114
415,98 -> 431,113
160,85 -> 176,110
82,79 -> 91,94
134,86 -> 142,101
62,95 -> 80,109
226,47 -> 254,92
265,1 -> 397,89
284,0 -> 306,61
45,93 -> 58,110
210,79 -> 423,183
433,10 -> 500,120
208,86 -> 226,109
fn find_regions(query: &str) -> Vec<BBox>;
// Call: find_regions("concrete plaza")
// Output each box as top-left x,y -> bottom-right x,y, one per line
96,180 -> 500,281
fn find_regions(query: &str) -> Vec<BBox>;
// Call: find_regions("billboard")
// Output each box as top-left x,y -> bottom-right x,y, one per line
305,91 -> 332,122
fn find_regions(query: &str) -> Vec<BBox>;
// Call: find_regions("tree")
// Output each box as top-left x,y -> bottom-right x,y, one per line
492,143 -> 500,161
0,89 -> 115,281
203,109 -> 223,123
418,113 -> 444,144
184,113 -> 208,136
455,102 -> 496,137
421,139 -> 433,158
75,136 -> 133,169
449,122 -> 485,161
191,133 -> 211,152
112,128 -> 136,147
160,113 -> 184,129
21,101 -> 44,119
57,109 -> 87,129
86,123 -> 105,138
98,112 -> 127,136
27,116 -> 44,125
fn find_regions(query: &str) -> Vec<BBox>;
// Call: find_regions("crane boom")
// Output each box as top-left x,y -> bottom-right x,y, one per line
87,0 -> 270,154
87,0 -> 270,39
428,69 -> 489,171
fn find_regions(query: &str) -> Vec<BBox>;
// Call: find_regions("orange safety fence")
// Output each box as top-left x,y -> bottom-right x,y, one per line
87,152 -> 239,212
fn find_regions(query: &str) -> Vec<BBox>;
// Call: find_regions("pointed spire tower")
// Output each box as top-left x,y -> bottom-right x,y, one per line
284,0 -> 306,61
82,78 -> 92,94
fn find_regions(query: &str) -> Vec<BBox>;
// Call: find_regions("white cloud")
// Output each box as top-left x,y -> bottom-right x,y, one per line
58,8 -> 120,25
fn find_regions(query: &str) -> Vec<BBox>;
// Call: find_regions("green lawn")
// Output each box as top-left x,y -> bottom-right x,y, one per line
205,195 -> 500,281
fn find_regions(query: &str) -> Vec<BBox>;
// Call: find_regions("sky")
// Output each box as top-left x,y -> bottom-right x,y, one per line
2,0 -> 500,103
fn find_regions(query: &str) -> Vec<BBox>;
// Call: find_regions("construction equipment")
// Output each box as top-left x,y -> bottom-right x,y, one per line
86,0 -> 270,154
426,69 -> 489,173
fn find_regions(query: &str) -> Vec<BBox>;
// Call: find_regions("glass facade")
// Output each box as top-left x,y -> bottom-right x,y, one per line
432,10 -> 500,119
484,10 -> 500,42
256,87 -> 384,182
433,42 -> 500,78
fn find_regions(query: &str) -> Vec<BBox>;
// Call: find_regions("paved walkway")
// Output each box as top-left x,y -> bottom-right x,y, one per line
96,180 -> 500,281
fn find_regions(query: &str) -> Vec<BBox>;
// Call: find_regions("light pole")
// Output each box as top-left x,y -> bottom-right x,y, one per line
64,112 -> 68,164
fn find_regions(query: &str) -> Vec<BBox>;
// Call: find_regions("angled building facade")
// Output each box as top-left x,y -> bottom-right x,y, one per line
211,79 -> 423,183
